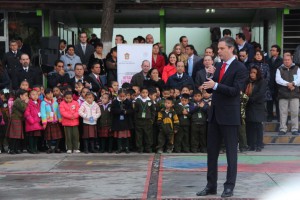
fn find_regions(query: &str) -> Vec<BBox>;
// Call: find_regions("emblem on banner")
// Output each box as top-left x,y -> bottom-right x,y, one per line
124,53 -> 130,60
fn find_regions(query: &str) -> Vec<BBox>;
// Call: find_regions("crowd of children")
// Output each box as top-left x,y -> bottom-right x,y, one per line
0,78 -> 214,154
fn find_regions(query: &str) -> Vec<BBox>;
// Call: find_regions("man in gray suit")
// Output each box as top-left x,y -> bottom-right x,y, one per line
75,32 -> 94,71
130,60 -> 151,87
186,44 -> 202,81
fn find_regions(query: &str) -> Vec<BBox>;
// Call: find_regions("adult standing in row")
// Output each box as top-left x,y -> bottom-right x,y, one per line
12,54 -> 42,90
162,53 -> 177,83
47,60 -> 71,89
152,43 -> 165,77
267,45 -> 283,122
143,68 -> 165,93
173,43 -> 188,67
2,40 -> 22,79
130,60 -> 151,87
75,32 -> 94,72
106,47 -> 118,83
276,53 -> 300,136
186,45 -> 202,81
197,37 -> 248,198
88,43 -> 106,85
60,45 -> 81,79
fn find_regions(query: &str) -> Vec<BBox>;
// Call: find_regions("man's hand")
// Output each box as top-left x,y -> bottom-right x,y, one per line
198,85 -> 204,91
85,82 -> 91,88
58,68 -> 65,76
203,78 -> 215,90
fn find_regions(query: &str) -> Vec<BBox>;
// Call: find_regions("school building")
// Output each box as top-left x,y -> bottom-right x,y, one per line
0,0 -> 300,58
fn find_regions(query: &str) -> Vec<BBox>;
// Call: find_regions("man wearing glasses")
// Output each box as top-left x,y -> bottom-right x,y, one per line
47,60 -> 71,89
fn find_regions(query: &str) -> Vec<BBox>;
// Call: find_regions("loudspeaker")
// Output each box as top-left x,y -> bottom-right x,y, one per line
40,36 -> 60,50
39,36 -> 60,73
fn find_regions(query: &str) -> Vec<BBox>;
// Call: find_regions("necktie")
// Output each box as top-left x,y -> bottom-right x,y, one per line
82,45 -> 86,54
218,63 -> 227,82
188,57 -> 193,77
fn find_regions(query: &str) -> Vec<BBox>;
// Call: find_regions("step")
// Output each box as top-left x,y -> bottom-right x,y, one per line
263,132 -> 300,144
263,121 -> 300,132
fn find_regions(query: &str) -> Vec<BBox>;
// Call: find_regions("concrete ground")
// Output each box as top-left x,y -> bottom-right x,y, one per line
0,145 -> 299,200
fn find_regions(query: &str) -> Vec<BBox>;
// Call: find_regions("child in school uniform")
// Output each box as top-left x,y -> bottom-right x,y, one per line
156,97 -> 179,154
79,92 -> 101,153
109,81 -> 119,100
59,91 -> 80,154
190,90 -> 209,153
111,88 -> 133,154
6,89 -> 29,154
24,89 -> 43,154
98,93 -> 113,153
174,93 -> 191,153
148,88 -> 159,152
78,87 -> 90,106
41,88 -> 63,153
133,87 -> 156,153
53,86 -> 64,104
0,89 -> 10,153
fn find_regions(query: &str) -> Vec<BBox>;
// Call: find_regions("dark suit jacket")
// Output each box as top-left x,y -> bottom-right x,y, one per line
88,73 -> 103,94
47,71 -> 71,89
131,71 -> 147,87
2,50 -> 22,76
194,69 -> 206,89
267,56 -> 283,92
0,69 -> 10,90
166,73 -> 195,90
208,59 -> 248,125
74,44 -> 94,66
12,66 -> 42,90
185,55 -> 203,81
239,42 -> 255,63
245,79 -> 267,122
69,75 -> 98,91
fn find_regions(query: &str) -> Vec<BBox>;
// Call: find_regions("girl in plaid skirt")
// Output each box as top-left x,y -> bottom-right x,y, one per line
79,92 -> 101,153
41,88 -> 62,153
24,89 -> 43,154
6,89 -> 29,154
111,89 -> 133,154
98,93 -> 113,153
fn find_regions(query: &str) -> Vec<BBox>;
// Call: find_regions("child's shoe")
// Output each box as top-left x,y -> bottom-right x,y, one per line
66,150 -> 72,154
74,150 -> 80,153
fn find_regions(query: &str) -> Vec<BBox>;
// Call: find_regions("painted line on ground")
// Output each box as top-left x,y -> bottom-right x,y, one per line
142,155 -> 154,200
157,155 -> 164,200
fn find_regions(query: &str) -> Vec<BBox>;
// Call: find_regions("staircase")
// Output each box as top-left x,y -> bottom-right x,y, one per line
263,121 -> 300,144
283,9 -> 300,55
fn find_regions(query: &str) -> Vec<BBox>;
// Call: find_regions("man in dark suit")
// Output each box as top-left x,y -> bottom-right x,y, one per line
185,44 -> 202,81
88,62 -> 103,97
235,33 -> 255,62
267,44 -> 283,122
59,39 -> 67,56
238,48 -> 251,70
166,61 -> 195,90
2,39 -> 23,79
75,32 -> 94,71
12,53 -> 42,90
47,59 -> 71,89
197,37 -> 248,198
16,37 -> 31,58
69,63 -> 97,91
130,60 -> 151,87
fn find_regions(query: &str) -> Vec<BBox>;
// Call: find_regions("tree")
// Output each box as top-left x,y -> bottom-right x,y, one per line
101,0 -> 116,56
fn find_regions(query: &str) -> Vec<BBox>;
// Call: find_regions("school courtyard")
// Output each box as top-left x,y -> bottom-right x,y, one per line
0,145 -> 299,200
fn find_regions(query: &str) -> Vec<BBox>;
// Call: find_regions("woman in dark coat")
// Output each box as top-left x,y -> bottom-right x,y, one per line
245,65 -> 267,152
249,50 -> 272,101
0,61 -> 10,90
88,43 -> 107,85
143,68 -> 165,93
